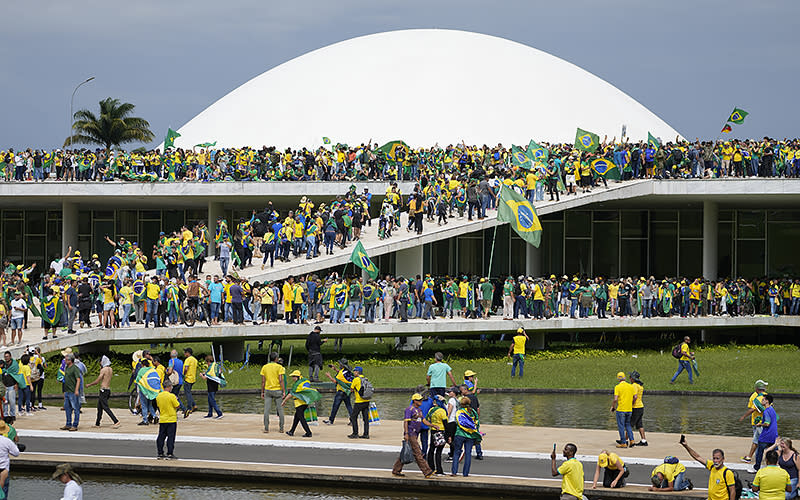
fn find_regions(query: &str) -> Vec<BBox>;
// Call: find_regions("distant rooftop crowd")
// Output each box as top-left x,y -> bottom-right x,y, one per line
2,136 -> 799,183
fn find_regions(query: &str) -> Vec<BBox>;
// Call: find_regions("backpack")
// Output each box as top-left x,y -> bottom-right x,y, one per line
358,377 -> 375,399
720,467 -> 742,500
2,372 -> 16,388
671,344 -> 683,359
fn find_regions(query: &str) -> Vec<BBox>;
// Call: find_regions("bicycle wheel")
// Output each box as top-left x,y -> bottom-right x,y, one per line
184,307 -> 196,327
128,388 -> 140,415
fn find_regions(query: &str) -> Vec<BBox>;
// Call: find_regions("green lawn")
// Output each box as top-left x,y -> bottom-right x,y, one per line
41,339 -> 799,396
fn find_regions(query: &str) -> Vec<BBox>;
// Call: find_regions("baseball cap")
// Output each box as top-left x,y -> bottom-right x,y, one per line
598,452 -> 609,468
617,372 -> 626,380
755,379 -> 768,389
411,393 -> 423,401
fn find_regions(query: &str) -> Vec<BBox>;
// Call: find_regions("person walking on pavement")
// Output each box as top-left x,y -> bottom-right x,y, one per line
60,353 -> 81,431
751,393 -> 779,473
392,393 -> 434,478
260,352 -> 285,433
630,370 -> 647,446
670,336 -> 695,384
611,371 -> 636,449
305,326 -> 325,382
323,358 -> 354,425
680,436 -> 736,500
551,443 -> 584,500
166,350 -> 187,416
85,355 -> 120,428
739,379 -> 769,464
348,366 -> 371,439
182,347 -> 198,414
281,370 -> 313,438
156,378 -> 180,460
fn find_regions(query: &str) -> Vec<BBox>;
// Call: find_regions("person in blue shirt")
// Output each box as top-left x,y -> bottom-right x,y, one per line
422,286 -> 436,320
167,350 -> 188,415
753,394 -> 778,472
208,277 -> 224,325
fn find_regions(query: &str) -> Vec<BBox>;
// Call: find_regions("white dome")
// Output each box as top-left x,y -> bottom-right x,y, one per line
174,29 -> 681,149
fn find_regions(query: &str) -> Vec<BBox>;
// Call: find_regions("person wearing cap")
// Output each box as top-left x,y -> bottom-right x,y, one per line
280,370 -> 313,438
392,392 -> 434,478
508,328 -> 528,377
52,463 -> 82,499
591,449 -> 629,489
611,371 -> 636,448
85,355 -> 120,428
463,370 -> 478,394
739,379 -> 769,464
669,336 -> 695,385
260,352 -> 286,433
348,366 -> 370,439
629,371 -> 647,447
323,358 -> 353,426
648,456 -> 692,492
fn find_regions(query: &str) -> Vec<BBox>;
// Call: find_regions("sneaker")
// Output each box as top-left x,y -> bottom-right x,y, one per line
359,435 -> 369,439
59,425 -> 70,430
302,433 -> 312,438
474,455 -> 484,460
166,455 -> 178,460
285,431 -> 294,436
615,443 -> 628,448
687,479 -> 693,490
138,421 -> 149,426
638,441 -> 648,446
214,415 -> 224,420
183,410 -> 190,419
740,456 -> 752,463
746,466 -> 756,474
68,427 -> 78,432
203,415 -> 213,418
392,472 -> 405,477
112,422 -> 121,429
157,454 -> 165,460
323,420 -> 333,425
347,434 -> 358,439
445,456 -> 453,462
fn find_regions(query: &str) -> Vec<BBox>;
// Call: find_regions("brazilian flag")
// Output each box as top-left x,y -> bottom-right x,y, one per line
647,132 -> 662,150
376,140 -> 409,163
510,145 -> 532,170
194,141 -> 216,148
136,367 -> 162,399
350,241 -> 378,279
290,378 -> 322,405
727,108 -> 748,124
333,283 -> 349,311
574,128 -> 600,152
527,140 -> 549,162
322,137 -> 331,145
133,278 -> 145,302
497,185 -> 542,247
591,158 -> 621,180
105,255 -> 122,278
41,294 -> 63,326
164,127 -> 181,149
205,361 -> 228,388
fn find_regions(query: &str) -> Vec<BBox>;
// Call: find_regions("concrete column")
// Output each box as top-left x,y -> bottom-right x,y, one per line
525,244 -> 542,277
395,245 -> 423,279
702,200 -> 718,280
361,267 -> 369,283
212,341 -> 245,363
207,201 -> 223,258
62,201 -> 78,256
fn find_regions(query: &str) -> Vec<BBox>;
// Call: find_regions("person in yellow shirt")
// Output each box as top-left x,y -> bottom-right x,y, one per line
552,443 -> 584,500
681,437 -> 737,500
670,336 -> 695,384
422,397 -> 449,475
260,352 -> 286,433
349,366 -> 370,438
156,378 -> 181,459
532,279 -> 545,319
630,371 -> 647,447
507,328 -> 528,377
689,278 -> 702,317
282,277 -> 295,324
591,450 -> 628,489
608,280 -> 619,317
100,280 -> 116,329
182,347 -> 198,413
738,379 -> 768,464
118,279 -> 134,328
145,277 -> 161,328
649,459 -> 691,492
752,450 -> 791,500
612,372 -> 637,448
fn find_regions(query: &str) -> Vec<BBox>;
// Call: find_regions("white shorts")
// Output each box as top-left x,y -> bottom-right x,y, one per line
566,175 -> 575,184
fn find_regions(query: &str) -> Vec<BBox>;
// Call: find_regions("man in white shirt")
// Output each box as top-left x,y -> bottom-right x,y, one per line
51,463 -> 83,500
0,434 -> 20,498
9,292 -> 27,346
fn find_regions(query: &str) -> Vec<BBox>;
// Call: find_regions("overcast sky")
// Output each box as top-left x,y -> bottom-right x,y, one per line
2,0 -> 797,149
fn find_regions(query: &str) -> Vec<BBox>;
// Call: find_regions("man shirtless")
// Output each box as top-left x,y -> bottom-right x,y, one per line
86,355 -> 120,428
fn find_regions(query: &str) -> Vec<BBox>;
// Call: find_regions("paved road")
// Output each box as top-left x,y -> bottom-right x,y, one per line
24,436 -> 666,487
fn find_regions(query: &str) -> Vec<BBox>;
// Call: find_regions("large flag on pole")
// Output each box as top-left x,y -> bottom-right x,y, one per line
591,158 -> 621,180
527,140 -> 549,162
647,132 -> 662,150
510,145 -> 532,170
350,240 -> 378,279
497,185 -> 542,248
574,128 -> 600,152
727,108 -> 748,124
164,128 -> 181,149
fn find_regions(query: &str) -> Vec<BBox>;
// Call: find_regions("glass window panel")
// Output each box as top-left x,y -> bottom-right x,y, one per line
592,221 -> 619,278
78,211 -> 91,234
509,236 -> 526,278
47,210 -> 62,220
93,210 -> 114,220
719,210 -> 734,222
93,220 -> 115,264
186,209 -> 207,225
650,210 -> 677,222
737,210 -> 765,239
565,211 -> 591,238
541,221 -> 563,276
767,210 -> 800,222
139,220 -> 162,260
3,211 -> 22,220
621,211 -> 648,238
457,236 -> 482,276
77,235 -> 91,259
117,210 -> 137,235
717,222 -> 733,279
564,239 -> 591,276
737,240 -> 765,278
47,220 -> 62,261
649,221 -> 677,278
679,210 -> 702,239
541,212 -> 563,222
679,240 -> 703,278
139,210 -> 161,220
2,220 -> 23,263
162,210 -> 185,234
25,235 -> 45,267
767,222 -> 800,276
593,210 -> 619,221
25,210 -> 46,234
620,240 -> 647,277
486,225 -> 509,278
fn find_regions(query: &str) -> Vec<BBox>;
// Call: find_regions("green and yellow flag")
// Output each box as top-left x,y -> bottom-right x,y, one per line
727,108 -> 748,124
164,128 -> 181,149
574,128 -> 600,152
376,140 -> 409,162
591,158 -> 621,180
290,377 -> 322,405
510,145 -> 532,170
527,140 -> 549,162
647,132 -> 661,150
322,137 -> 331,145
350,240 -> 378,279
194,141 -> 216,148
497,185 -> 542,247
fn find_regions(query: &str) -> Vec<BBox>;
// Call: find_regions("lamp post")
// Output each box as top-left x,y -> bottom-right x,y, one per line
67,76 -> 95,145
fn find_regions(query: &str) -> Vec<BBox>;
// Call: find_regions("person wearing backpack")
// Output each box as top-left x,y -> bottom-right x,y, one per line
670,336 -> 695,384
348,367 -> 372,439
680,436 -> 738,500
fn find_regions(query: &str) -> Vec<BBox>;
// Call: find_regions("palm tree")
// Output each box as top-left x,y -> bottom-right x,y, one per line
64,97 -> 155,150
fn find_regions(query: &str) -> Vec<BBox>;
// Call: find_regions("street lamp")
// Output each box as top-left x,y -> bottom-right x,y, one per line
67,76 -> 95,146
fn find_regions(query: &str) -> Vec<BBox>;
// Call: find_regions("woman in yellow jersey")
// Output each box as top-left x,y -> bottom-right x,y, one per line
423,397 -> 448,475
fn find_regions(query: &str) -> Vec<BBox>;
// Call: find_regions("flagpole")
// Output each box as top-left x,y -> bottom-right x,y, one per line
487,224 -> 498,279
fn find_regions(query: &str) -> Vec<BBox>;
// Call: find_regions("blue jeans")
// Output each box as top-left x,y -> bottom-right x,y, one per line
64,392 -> 81,427
671,360 -> 693,383
791,297 -> 800,316
146,298 -> 159,325
615,411 -> 634,442
332,309 -> 345,323
770,297 -> 779,316
306,236 -> 316,258
207,391 -> 222,417
121,303 -> 132,327
642,298 -> 652,318
168,307 -> 178,324
452,435 -> 475,476
139,390 -> 155,423
754,440 -> 771,471
570,298 -> 578,318
364,303 -> 376,322
184,381 -> 195,409
210,302 -> 220,320
220,256 -> 229,276
666,471 -> 690,491
480,194 -> 490,218
348,301 -> 361,321
328,390 -> 352,423
511,354 -> 524,377
788,477 -> 799,499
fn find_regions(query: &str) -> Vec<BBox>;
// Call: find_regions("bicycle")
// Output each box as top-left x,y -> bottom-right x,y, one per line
181,298 -> 211,327
128,387 -> 140,415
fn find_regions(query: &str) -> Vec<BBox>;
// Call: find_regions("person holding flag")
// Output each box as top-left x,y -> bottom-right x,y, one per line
323,358 -> 354,426
451,396 -> 482,477
135,358 -> 161,425
281,370 -> 320,437
497,185 -> 542,248
200,353 -> 225,419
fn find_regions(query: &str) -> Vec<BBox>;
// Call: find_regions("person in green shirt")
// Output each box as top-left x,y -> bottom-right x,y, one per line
61,354 -> 81,431
479,278 -> 494,319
